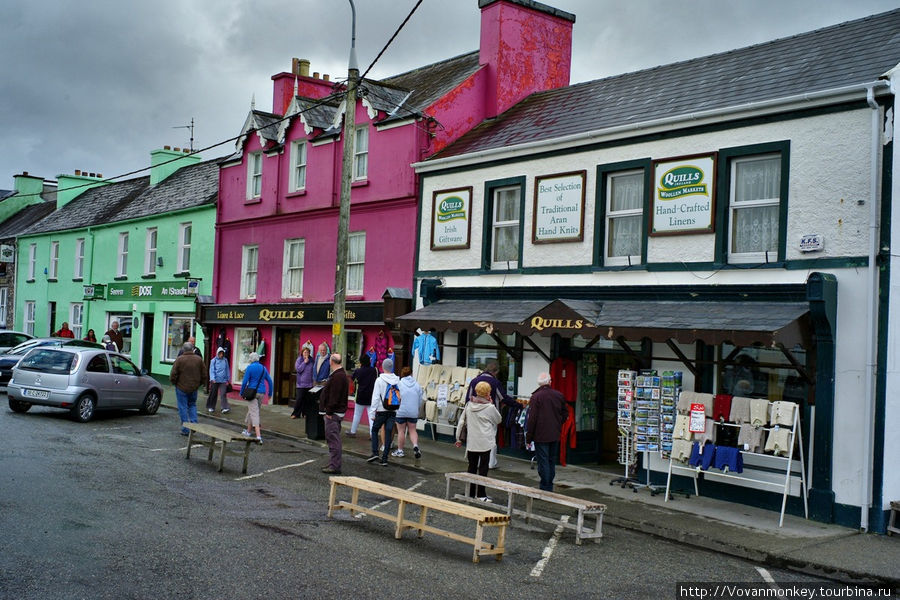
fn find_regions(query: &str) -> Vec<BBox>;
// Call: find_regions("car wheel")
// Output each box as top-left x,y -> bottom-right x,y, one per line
9,398 -> 31,413
139,390 -> 161,415
71,394 -> 95,422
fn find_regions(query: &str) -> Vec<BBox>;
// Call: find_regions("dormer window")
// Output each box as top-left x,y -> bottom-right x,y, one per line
247,152 -> 263,199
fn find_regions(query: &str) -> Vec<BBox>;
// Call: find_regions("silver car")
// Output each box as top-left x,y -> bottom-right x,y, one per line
7,347 -> 163,422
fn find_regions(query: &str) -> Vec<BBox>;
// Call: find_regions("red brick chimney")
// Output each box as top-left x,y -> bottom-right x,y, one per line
271,58 -> 336,114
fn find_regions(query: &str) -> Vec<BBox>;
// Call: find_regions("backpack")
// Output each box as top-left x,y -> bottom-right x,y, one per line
382,383 -> 401,410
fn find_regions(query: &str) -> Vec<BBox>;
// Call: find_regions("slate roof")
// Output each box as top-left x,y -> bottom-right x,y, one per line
0,190 -> 14,202
431,9 -> 900,160
374,51 -> 482,120
0,200 -> 57,240
20,158 -> 221,236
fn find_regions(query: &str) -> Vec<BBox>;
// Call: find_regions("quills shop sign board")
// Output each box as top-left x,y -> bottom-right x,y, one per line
650,153 -> 716,236
532,171 -> 586,243
431,187 -> 472,250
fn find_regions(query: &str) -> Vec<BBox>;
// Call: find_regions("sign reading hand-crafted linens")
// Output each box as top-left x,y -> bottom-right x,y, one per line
650,153 -> 716,236
431,187 -> 472,250
532,171 -> 586,243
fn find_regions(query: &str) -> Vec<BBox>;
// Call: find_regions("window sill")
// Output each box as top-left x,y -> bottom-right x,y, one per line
47,278 -> 57,283
286,190 -> 307,198
173,271 -> 190,278
237,298 -> 257,304
244,197 -> 262,205
346,294 -> 364,301
281,296 -> 304,302
26,279 -> 34,283
141,274 -> 157,280
351,179 -> 368,188
114,276 -> 127,281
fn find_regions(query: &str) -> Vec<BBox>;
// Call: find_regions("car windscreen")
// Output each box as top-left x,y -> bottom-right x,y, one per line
18,349 -> 76,373
7,339 -> 55,356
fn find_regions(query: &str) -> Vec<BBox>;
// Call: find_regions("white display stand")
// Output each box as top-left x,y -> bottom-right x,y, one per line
664,404 -> 808,527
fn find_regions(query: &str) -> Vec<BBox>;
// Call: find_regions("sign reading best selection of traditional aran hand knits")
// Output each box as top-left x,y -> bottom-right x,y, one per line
650,153 -> 717,236
430,187 -> 472,250
532,171 -> 586,243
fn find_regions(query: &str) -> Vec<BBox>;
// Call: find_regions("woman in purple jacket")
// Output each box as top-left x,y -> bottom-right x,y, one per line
291,346 -> 315,418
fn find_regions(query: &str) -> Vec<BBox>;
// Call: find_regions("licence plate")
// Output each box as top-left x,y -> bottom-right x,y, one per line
23,388 -> 49,400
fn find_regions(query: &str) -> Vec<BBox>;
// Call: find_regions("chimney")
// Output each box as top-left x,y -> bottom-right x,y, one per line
56,170 -> 108,209
298,59 -> 310,77
150,146 -> 202,186
478,0 -> 575,118
271,58 -> 331,114
323,73 -> 330,82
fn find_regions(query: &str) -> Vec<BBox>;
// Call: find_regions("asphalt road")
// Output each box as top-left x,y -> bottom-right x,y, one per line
0,402 -> 831,599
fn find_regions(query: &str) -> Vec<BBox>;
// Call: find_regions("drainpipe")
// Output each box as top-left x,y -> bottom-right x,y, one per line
861,82 -> 888,532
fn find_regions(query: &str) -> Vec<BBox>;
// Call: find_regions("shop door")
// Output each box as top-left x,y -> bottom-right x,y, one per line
48,302 -> 56,336
275,329 -> 301,406
141,314 -> 154,373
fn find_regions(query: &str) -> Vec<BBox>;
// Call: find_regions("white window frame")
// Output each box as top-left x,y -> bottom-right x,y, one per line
48,241 -> 59,279
144,228 -> 157,275
178,222 -> 191,273
24,301 -> 35,336
727,153 -> 782,264
352,126 -> 368,180
282,238 -> 305,298
0,287 -> 7,325
347,231 -> 365,296
247,152 -> 263,199
74,238 -> 85,280
604,169 -> 644,266
70,303 -> 83,339
117,232 -> 129,277
164,314 -> 196,362
490,186 -> 520,270
240,244 -> 259,299
291,140 -> 307,191
28,243 -> 36,280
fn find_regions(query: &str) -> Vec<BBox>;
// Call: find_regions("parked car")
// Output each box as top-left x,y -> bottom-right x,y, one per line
7,347 -> 162,422
0,330 -> 34,354
0,337 -> 103,392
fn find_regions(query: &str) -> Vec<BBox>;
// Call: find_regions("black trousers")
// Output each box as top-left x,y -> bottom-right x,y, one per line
466,450 -> 491,497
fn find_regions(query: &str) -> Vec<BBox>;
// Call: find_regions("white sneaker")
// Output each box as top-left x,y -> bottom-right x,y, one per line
391,449 -> 404,457
379,445 -> 385,453
478,496 -> 493,503
241,430 -> 252,437
207,408 -> 215,413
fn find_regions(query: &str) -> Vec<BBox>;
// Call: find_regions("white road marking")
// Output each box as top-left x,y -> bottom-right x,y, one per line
149,444 -> 204,452
235,459 -> 315,481
93,425 -> 131,431
530,515 -> 569,578
355,480 -> 426,519
756,567 -> 779,588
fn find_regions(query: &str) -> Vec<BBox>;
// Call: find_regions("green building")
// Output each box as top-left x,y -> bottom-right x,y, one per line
15,148 -> 219,376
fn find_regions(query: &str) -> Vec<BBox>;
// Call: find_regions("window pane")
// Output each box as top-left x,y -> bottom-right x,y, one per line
732,205 -> 779,253
349,234 -> 365,262
734,157 -> 780,203
495,189 -> 519,221
183,225 -> 191,245
493,225 -> 519,262
610,173 -> 643,212
347,264 -> 363,293
354,154 -> 367,179
608,215 -> 642,257
355,127 -> 367,153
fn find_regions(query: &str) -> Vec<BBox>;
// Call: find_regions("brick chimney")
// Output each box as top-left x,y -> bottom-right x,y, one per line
478,0 -> 575,118
271,58 -> 336,114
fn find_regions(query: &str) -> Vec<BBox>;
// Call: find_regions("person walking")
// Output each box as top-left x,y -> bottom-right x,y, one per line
465,359 -> 519,469
455,381 -> 502,501
206,347 -> 231,414
105,321 -> 124,353
239,352 -> 273,443
367,358 -> 400,466
53,322 -> 75,338
319,353 -> 349,474
348,354 -> 377,437
393,366 -> 424,459
170,342 -> 206,436
291,346 -> 314,419
525,372 -> 569,492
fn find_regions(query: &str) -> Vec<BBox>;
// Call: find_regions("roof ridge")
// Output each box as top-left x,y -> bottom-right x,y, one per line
381,49 -> 479,82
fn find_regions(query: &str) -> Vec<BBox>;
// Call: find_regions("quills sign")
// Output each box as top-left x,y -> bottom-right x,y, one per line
530,316 -> 584,331
651,153 -> 716,236
431,187 -> 472,250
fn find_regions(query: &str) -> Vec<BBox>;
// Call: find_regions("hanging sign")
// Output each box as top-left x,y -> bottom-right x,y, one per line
650,153 -> 716,236
532,170 -> 586,243
431,187 -> 472,250
689,403 -> 706,433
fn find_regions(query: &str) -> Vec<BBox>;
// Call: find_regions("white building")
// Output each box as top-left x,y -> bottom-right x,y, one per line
402,8 -> 900,531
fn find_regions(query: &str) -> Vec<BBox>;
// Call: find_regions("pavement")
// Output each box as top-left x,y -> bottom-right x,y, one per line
160,383 -> 900,588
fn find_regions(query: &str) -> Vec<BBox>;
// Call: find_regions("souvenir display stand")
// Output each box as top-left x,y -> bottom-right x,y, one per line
610,370 -> 640,489
416,364 -> 481,440
664,400 -> 808,527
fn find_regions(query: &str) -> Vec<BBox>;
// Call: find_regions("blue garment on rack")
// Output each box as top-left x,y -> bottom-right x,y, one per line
713,445 -> 743,473
689,441 -> 715,470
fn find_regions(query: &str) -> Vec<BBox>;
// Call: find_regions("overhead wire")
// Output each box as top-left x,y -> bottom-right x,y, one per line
360,0 -> 425,80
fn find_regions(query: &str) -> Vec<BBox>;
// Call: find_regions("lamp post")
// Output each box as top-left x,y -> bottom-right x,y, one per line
331,0 -> 358,360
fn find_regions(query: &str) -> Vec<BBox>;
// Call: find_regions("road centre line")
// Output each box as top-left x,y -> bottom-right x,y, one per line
755,567 -> 779,589
149,444 -> 204,452
355,480 -> 426,519
530,515 -> 569,578
235,459 -> 316,481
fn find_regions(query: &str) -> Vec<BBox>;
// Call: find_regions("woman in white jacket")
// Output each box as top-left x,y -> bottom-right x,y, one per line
455,381 -> 502,500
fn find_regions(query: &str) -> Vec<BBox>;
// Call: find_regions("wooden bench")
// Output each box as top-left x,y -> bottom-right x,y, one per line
327,476 -> 510,563
444,472 -> 605,545
184,422 -> 259,474
888,501 -> 900,536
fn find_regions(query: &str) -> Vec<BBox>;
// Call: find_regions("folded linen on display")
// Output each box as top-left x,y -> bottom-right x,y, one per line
689,441 -> 715,470
694,418 -> 716,445
749,399 -> 770,427
671,438 -> 693,462
713,446 -> 743,473
672,414 -> 692,440
765,428 -> 792,456
770,401 -> 796,427
729,396 -> 752,423
737,423 -> 765,453
416,364 -> 433,388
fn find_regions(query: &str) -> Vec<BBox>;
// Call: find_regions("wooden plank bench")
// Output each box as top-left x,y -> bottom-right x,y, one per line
444,472 -> 606,545
184,422 -> 259,474
327,475 -> 510,563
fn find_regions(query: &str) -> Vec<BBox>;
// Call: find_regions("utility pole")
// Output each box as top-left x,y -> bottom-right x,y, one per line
332,0 -> 358,360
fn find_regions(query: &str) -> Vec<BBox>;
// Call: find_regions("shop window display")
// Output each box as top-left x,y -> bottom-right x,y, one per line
164,315 -> 194,362
233,327 -> 257,382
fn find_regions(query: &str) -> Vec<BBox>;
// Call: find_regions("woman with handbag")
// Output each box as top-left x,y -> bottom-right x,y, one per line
455,381 -> 501,501
240,352 -> 273,443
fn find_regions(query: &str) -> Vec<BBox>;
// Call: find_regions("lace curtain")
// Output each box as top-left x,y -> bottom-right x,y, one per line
493,188 -> 520,263
608,172 -> 643,258
732,157 -> 780,254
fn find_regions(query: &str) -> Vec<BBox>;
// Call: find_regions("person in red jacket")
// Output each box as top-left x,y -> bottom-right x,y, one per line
526,372 -> 569,492
53,322 -> 75,338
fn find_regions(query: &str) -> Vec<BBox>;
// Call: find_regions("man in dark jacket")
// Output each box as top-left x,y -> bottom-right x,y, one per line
319,353 -> 349,474
526,372 -> 569,491
170,342 -> 206,436
465,359 -> 519,469
105,321 -> 124,352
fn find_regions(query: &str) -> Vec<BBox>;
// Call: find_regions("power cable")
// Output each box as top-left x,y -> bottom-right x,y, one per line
360,0 -> 425,80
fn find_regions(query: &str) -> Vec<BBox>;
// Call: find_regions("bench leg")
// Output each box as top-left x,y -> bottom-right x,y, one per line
417,507 -> 428,538
241,441 -> 251,474
473,523 -> 484,563
185,429 -> 195,458
506,492 -> 514,517
575,509 -> 585,545
327,480 -> 338,518
595,513 -> 603,542
495,523 -> 506,562
208,439 -> 215,462
394,500 -> 407,539
217,441 -> 227,472
350,488 -> 359,517
525,497 -> 534,524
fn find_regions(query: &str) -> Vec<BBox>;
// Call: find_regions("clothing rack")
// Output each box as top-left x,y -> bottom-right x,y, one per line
664,402 -> 808,527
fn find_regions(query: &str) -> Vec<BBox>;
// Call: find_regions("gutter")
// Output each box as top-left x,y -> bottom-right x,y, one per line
413,82 -> 893,173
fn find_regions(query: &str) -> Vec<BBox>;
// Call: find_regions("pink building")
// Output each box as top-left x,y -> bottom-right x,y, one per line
200,0 -> 575,404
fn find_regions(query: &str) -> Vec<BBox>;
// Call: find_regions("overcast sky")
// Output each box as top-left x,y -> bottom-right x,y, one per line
1,0 -> 897,190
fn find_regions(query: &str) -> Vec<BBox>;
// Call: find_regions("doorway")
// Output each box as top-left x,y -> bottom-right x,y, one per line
48,302 -> 57,336
141,314 -> 154,373
275,328 -> 301,406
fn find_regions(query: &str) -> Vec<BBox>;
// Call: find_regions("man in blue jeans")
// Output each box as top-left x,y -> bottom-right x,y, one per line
170,342 -> 206,435
525,372 -> 568,491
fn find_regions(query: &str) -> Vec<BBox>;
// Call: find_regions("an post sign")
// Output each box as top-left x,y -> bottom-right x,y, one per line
106,280 -> 197,301
532,171 -> 586,243
431,187 -> 472,250
651,153 -> 717,236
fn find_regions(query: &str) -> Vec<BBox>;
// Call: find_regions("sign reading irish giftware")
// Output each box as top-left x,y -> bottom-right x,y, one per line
431,187 -> 472,250
532,171 -> 586,243
650,153 -> 716,236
